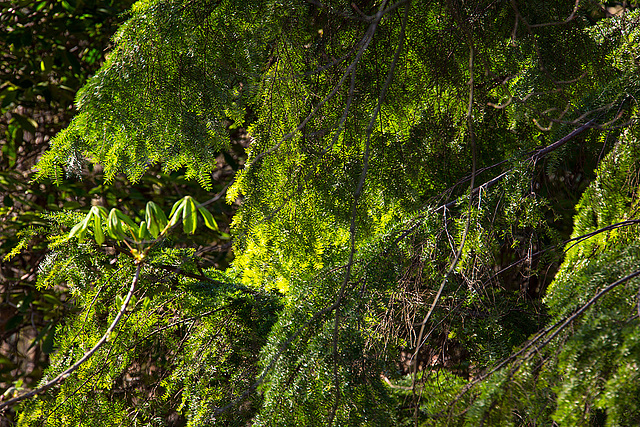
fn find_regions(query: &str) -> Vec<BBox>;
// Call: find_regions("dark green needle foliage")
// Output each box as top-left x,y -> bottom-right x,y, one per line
8,0 -> 640,425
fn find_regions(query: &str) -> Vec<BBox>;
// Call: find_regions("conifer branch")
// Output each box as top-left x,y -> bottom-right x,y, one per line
432,117 -> 596,212
481,219 -> 640,287
212,293 -> 346,417
248,0 -> 386,167
0,264 -> 141,413
448,267 -> 640,413
528,0 -> 580,28
411,42 -> 477,403
152,263 -> 229,286
320,64 -> 357,155
438,119 -> 595,211
328,0 -> 409,423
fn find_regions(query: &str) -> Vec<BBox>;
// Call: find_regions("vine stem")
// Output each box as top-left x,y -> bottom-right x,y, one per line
0,264 -> 141,413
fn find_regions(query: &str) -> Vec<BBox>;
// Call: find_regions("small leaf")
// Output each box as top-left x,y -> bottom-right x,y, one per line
183,197 -> 197,234
168,198 -> 187,228
151,201 -> 168,224
198,207 -> 219,231
146,201 -> 168,238
138,221 -> 149,241
107,209 -> 138,241
146,218 -> 159,238
169,198 -> 186,218
114,210 -> 139,238
107,209 -> 125,240
115,210 -> 138,230
68,214 -> 90,241
93,214 -> 105,245
90,205 -> 108,219
68,221 -> 85,240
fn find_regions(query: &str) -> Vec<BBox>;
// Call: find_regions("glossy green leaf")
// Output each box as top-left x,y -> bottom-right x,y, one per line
68,214 -> 90,241
93,214 -> 104,245
198,206 -> 219,231
106,208 -> 138,240
114,210 -> 139,238
145,201 -> 168,238
168,198 -> 186,228
138,221 -> 149,241
107,208 -> 125,240
89,205 -> 108,219
183,196 -> 197,234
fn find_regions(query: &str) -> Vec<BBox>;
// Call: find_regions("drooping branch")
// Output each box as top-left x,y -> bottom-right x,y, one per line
248,3 -> 386,166
447,267 -> 640,412
328,0 -> 410,423
439,119 -> 595,211
411,41 -> 477,403
0,264 -> 141,413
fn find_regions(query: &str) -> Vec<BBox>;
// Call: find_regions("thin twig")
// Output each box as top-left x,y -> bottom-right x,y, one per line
152,263 -> 229,286
327,0 -> 403,422
528,0 -> 580,28
412,42 -> 477,423
0,264 -> 141,413
437,119 -> 594,211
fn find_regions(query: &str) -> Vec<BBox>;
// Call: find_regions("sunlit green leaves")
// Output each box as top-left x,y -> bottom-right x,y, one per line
67,197 -> 219,247
198,205 -> 219,232
106,208 -> 138,241
145,201 -> 168,238
68,206 -> 108,243
169,197 -> 196,234
168,196 -> 218,235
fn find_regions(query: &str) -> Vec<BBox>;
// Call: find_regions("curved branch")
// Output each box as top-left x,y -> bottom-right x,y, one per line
412,42 -> 477,399
437,119 -> 595,212
0,264 -> 141,413
328,0 -> 410,423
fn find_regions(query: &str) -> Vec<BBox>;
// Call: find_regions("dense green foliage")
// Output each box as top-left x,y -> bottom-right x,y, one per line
0,1 -> 237,422
1,0 -> 136,403
4,0 -> 640,425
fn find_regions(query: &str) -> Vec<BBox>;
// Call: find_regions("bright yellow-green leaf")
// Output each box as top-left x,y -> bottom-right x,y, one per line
138,221 -> 149,240
93,215 -> 105,245
89,205 -> 108,219
107,209 -> 125,240
114,210 -> 138,229
198,206 -> 219,231
69,214 -> 91,241
183,197 -> 197,234
145,201 -> 168,238
168,198 -> 187,228
68,219 -> 88,241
